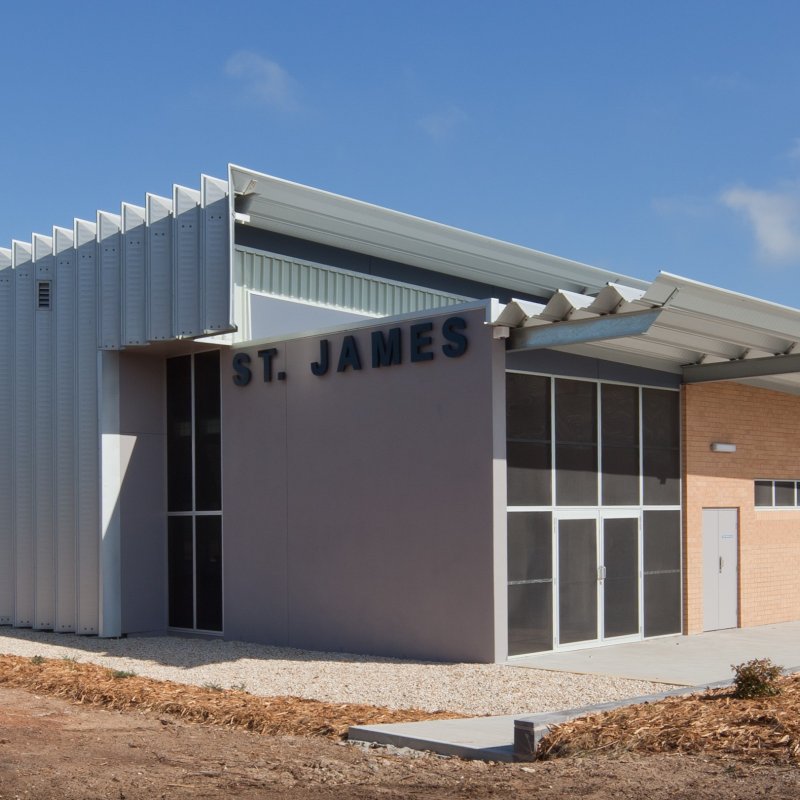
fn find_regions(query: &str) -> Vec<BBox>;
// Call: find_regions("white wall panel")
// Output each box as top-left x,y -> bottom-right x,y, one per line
202,175 -> 230,333
121,204 -> 147,346
98,351 -> 121,638
0,248 -> 13,624
75,219 -> 99,633
1,172 -> 232,638
13,241 -> 34,627
98,212 -> 121,350
173,185 -> 201,337
53,227 -> 77,631
33,234 -> 55,629
146,194 -> 172,341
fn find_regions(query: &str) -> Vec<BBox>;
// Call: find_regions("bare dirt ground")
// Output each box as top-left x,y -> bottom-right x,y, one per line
1,686 -> 799,800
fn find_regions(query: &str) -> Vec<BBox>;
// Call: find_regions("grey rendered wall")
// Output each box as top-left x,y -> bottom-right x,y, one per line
118,351 -> 167,634
222,307 -> 502,662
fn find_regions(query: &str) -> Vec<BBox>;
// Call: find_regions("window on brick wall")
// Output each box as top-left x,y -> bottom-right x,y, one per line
755,480 -> 800,508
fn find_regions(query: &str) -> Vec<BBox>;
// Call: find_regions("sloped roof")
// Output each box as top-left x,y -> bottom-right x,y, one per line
229,164 -> 649,299
490,272 -> 800,395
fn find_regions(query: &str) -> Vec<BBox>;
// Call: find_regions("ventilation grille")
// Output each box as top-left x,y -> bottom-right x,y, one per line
37,281 -> 51,309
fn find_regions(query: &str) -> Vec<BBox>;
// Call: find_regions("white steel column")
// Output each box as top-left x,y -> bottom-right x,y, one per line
490,333 -> 510,663
0,249 -> 13,624
98,350 -> 122,637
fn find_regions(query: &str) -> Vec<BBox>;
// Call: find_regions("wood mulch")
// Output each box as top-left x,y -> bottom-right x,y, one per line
538,672 -> 800,764
0,654 -> 461,739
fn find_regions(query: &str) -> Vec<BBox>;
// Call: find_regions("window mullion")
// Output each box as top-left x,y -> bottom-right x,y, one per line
190,354 -> 197,629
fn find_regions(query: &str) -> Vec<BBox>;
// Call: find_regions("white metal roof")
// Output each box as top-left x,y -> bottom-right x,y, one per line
6,162 -> 800,394
229,164 -> 650,298
491,272 -> 800,395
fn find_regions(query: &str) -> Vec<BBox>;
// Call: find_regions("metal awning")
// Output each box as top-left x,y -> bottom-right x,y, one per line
229,165 -> 649,299
490,272 -> 800,395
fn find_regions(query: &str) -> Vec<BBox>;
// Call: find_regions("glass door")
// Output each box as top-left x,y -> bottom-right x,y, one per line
601,512 -> 640,640
555,511 -> 641,649
557,514 -> 599,646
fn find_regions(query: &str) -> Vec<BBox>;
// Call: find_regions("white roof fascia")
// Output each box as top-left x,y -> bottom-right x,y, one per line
645,272 -> 800,343
228,165 -> 649,298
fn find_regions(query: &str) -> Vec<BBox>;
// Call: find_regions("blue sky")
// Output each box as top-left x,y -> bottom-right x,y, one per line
2,1 -> 800,304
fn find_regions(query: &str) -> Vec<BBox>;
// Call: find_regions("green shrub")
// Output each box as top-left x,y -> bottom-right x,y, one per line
110,669 -> 136,679
731,658 -> 783,699
30,655 -> 45,665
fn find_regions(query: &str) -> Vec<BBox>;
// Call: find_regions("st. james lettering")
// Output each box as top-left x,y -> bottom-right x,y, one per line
232,316 -> 468,385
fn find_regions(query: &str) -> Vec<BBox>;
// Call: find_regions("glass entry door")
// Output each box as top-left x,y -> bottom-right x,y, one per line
602,515 -> 640,638
557,517 -> 599,645
556,512 -> 641,648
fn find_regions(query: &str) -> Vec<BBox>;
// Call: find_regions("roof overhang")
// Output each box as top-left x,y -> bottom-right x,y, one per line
228,164 -> 649,298
491,272 -> 800,396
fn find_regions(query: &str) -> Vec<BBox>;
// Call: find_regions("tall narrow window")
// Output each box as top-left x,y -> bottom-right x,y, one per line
506,373 -> 551,506
507,511 -> 553,655
643,510 -> 681,636
555,379 -> 597,506
166,351 -> 222,632
601,384 -> 639,505
642,389 -> 680,505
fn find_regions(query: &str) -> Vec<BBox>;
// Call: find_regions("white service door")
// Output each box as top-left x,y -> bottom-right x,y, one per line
702,508 -> 738,631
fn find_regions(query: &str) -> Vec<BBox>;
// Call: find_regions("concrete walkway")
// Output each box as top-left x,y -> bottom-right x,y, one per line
350,622 -> 800,761
511,621 -> 800,685
349,683 -> 703,762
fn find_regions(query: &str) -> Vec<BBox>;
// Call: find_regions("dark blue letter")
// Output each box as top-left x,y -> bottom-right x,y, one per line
311,340 -> 330,376
232,352 -> 251,386
442,316 -> 468,358
371,328 -> 402,367
410,322 -> 434,362
257,348 -> 278,382
337,335 -> 362,372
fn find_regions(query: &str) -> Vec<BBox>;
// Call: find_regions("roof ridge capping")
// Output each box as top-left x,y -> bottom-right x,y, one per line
228,164 -> 650,297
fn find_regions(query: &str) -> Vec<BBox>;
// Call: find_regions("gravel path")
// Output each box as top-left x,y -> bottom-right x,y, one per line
0,629 -> 674,716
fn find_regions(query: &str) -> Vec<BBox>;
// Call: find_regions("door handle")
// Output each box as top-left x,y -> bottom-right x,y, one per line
719,556 -> 723,573
598,565 -> 606,582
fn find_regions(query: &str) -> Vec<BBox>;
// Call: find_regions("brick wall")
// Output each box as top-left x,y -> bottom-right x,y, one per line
683,382 -> 800,633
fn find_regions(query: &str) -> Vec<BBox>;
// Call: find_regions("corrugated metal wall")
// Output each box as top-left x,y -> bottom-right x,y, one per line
233,247 -> 468,341
0,174 -> 232,635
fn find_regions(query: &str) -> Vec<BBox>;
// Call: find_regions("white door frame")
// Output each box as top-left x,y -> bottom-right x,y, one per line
553,508 -> 643,651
